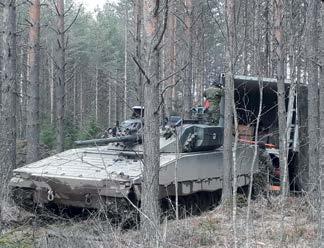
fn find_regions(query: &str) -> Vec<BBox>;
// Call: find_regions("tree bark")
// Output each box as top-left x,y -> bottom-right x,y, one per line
319,0 -> 324,243
124,4 -> 128,120
135,0 -> 143,106
108,80 -> 112,127
55,0 -> 65,152
242,0 -> 248,75
307,0 -> 320,199
222,0 -> 235,202
183,0 -> 193,119
166,9 -> 176,115
20,36 -> 28,139
274,0 -> 288,196
26,0 -> 41,163
95,64 -> 99,122
50,45 -> 55,125
264,0 -> 272,77
141,0 -> 167,245
73,65 -> 77,124
0,0 -> 17,221
80,72 -> 83,127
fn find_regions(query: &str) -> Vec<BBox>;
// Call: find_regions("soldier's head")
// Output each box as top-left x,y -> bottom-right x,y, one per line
257,141 -> 266,150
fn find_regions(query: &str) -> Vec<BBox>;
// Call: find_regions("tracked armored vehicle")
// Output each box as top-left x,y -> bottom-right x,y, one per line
9,118 -> 255,213
12,75 -> 278,214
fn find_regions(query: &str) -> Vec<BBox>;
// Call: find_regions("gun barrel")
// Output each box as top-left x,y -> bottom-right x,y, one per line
74,135 -> 140,146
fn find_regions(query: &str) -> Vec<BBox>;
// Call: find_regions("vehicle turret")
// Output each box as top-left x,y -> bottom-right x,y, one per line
160,124 -> 224,153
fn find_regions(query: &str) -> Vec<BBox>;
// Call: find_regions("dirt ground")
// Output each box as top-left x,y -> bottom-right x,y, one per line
0,196 -> 317,248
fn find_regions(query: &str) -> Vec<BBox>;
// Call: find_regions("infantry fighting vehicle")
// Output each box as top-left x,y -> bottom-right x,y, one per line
9,116 -> 255,215
10,120 -> 253,214
12,75 -> 279,214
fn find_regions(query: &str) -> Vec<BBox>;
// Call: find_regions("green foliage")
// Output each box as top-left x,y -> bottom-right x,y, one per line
77,119 -> 102,141
64,117 -> 79,150
40,116 -> 103,151
40,119 -> 56,150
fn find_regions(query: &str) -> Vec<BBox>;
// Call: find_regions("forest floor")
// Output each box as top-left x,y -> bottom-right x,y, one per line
0,195 -> 316,248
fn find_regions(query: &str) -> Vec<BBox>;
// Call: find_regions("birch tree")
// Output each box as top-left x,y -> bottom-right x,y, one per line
26,0 -> 41,163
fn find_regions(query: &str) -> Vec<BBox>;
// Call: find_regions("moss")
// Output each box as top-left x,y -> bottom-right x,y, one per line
0,231 -> 34,248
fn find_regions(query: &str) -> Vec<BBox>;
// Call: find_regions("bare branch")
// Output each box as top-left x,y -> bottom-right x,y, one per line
64,3 -> 74,16
25,18 -> 33,27
157,63 -> 188,86
154,0 -> 169,51
52,0 -> 60,15
63,5 -> 81,34
132,55 -> 151,84
173,12 -> 187,29
207,0 -> 226,40
154,78 -> 181,115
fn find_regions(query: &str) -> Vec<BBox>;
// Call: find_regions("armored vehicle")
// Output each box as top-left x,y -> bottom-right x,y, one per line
13,75 -> 286,213
9,121 -> 255,213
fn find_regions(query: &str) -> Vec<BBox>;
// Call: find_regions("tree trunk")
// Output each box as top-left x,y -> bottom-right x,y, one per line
166,8 -> 176,115
95,64 -> 99,122
183,0 -> 193,119
141,0 -> 166,245
55,0 -> 65,152
26,0 -> 41,163
0,0 -> 17,221
265,0 -> 272,77
274,0 -> 288,196
307,0 -> 320,200
124,4 -> 128,120
20,36 -> 28,139
50,45 -> 55,125
73,65 -> 77,125
0,8 -> 2,106
222,0 -> 235,202
242,0 -> 248,75
108,81 -> 112,127
135,0 -> 143,106
80,72 -> 83,127
319,0 -> 324,243
114,83 -> 118,124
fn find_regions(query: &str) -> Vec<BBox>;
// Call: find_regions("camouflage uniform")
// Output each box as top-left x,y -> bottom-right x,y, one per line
253,147 -> 274,197
203,86 -> 224,125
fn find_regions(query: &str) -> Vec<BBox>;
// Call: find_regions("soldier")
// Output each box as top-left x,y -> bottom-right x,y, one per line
112,121 -> 119,136
203,80 -> 224,125
253,141 -> 275,198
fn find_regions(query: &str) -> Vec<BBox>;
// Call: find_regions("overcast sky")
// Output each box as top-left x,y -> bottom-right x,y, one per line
74,0 -> 118,12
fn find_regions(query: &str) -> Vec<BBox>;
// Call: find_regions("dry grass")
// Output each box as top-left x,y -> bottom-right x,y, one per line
0,195 -> 317,248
